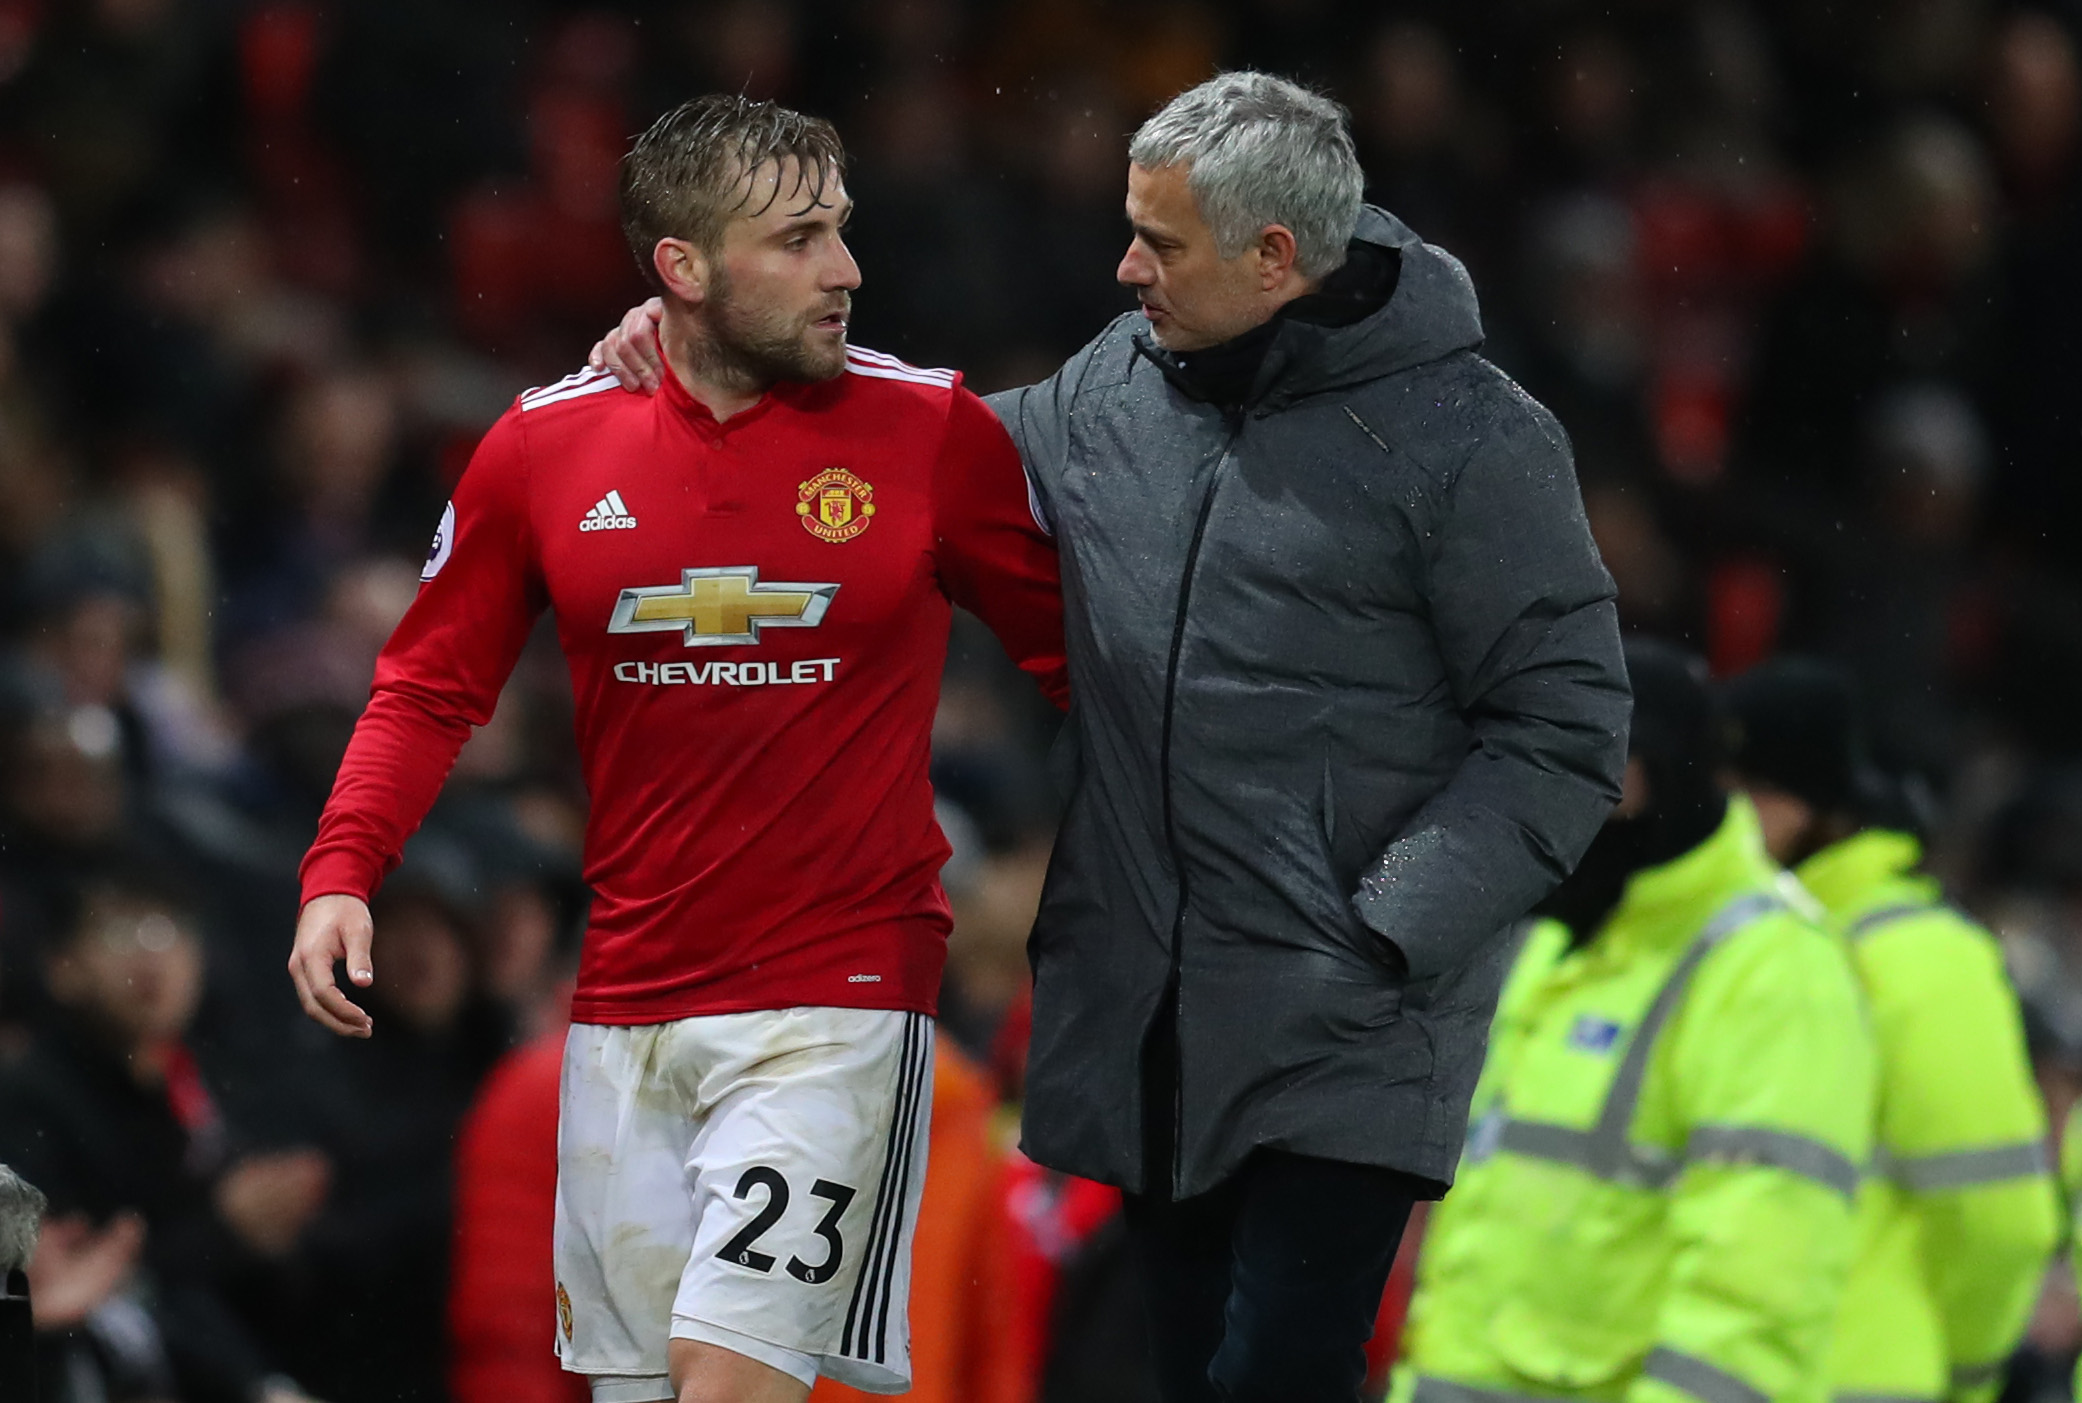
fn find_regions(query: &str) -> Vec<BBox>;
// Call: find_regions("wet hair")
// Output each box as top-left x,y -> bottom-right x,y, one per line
619,95 -> 848,291
1129,71 -> 1363,279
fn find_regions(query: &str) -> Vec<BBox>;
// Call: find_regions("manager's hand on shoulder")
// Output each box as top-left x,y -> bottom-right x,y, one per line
288,894 -> 376,1038
589,296 -> 666,393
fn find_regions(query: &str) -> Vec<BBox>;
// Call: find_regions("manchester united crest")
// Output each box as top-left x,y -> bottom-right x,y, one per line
796,467 -> 876,543
556,1282 -> 574,1342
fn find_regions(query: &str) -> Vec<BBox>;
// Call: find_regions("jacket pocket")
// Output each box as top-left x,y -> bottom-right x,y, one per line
1320,754 -> 1411,983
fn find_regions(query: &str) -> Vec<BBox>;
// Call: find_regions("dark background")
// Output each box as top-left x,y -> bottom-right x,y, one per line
0,0 -> 2079,1399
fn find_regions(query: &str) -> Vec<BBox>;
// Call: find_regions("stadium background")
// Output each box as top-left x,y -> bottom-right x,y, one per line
0,0 -> 2079,1399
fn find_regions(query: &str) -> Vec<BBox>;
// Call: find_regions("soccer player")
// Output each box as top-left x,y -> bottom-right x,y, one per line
287,96 -> 1066,1403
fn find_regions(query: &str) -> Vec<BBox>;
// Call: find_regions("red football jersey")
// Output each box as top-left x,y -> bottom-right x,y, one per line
300,348 -> 1066,1023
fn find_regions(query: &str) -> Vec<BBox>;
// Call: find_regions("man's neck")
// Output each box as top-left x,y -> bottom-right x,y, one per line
659,304 -> 772,423
1263,271 -> 1324,320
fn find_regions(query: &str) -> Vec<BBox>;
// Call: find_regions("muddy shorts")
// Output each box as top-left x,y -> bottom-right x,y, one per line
553,1007 -> 934,1399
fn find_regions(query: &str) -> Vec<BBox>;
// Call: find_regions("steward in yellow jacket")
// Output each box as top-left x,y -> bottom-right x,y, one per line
1398,641 -> 1875,1403
1727,660 -> 2058,1403
2061,1103 -> 2082,1401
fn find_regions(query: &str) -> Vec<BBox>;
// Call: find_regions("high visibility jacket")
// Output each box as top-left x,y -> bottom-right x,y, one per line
2060,1106 -> 2082,1402
1802,830 -> 2059,1403
1396,798 -> 1875,1403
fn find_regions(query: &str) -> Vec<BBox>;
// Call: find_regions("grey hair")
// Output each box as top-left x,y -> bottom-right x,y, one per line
1129,71 -> 1364,279
0,1164 -> 45,1275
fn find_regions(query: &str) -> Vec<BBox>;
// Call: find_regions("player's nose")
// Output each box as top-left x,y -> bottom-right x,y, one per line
827,236 -> 863,292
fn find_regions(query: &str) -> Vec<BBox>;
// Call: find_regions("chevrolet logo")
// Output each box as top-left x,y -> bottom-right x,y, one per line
608,567 -> 838,647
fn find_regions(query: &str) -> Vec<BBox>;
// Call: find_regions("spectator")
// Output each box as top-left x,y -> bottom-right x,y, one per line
0,857 -> 326,1403
286,839 -> 508,1403
1737,113 -> 2001,517
1,1162 -> 39,1400
449,956 -> 584,1403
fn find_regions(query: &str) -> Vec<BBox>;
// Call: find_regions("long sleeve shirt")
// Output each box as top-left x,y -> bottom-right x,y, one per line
303,350 -> 1066,1022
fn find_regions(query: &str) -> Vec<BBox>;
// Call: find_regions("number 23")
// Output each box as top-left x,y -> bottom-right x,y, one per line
715,1168 -> 859,1285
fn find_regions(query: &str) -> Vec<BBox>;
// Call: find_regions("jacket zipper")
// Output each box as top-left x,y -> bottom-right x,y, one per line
1155,416 -> 1243,1195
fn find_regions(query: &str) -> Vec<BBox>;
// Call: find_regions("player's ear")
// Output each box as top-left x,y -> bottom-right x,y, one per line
652,238 -> 708,306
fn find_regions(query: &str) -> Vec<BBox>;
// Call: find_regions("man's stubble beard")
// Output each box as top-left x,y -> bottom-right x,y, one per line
692,265 -> 849,391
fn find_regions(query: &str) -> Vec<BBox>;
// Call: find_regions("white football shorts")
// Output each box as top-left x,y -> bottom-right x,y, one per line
553,1006 -> 934,1400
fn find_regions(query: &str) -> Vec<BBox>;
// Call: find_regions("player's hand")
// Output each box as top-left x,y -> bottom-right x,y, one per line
216,1149 -> 331,1258
289,894 -> 376,1037
24,1211 -> 144,1329
589,297 -> 666,393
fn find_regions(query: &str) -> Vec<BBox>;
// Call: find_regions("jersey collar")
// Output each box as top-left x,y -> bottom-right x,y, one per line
658,364 -> 817,437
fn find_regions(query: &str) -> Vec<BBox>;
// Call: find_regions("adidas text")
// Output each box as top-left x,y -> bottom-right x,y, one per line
581,491 -> 638,532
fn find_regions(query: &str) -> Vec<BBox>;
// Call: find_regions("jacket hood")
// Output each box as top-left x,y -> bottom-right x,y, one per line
1251,206 -> 1486,406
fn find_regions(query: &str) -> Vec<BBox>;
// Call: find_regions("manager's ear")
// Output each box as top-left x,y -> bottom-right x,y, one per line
1253,224 -> 1301,291
651,238 -> 710,306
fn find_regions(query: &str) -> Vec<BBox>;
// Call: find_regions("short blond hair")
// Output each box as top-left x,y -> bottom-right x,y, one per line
620,95 -> 847,289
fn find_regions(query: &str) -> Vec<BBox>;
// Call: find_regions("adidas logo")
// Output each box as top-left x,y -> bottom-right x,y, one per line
580,491 -> 638,532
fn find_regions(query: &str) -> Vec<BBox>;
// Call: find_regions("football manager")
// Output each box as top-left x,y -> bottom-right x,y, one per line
992,71 -> 1630,1403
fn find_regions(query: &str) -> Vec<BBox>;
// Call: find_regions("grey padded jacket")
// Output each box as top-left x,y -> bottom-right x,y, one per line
988,207 -> 1631,1196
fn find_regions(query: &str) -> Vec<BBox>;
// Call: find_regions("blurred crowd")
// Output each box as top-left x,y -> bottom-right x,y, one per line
0,0 -> 2077,1400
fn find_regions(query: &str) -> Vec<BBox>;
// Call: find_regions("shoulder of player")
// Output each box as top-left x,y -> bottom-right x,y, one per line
838,344 -> 964,410
512,365 -> 634,421
459,368 -> 636,491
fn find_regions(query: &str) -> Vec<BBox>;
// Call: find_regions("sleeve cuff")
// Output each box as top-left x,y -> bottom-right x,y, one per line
298,849 -> 382,909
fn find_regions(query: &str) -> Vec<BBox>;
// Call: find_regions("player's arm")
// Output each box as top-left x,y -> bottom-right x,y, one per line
290,411 -> 547,1036
1635,926 -> 1877,1403
1863,917 -> 2060,1403
932,386 -> 1068,707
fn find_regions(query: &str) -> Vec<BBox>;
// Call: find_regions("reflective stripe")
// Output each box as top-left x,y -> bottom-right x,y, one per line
1834,1393 -> 1936,1403
1468,892 -> 1789,1186
1490,1116 -> 1679,1187
1951,1359 -> 2009,1389
1409,1378 -> 1545,1403
1878,1140 -> 2049,1192
1597,893 -> 1786,1137
1845,902 -> 1931,941
1685,1124 -> 1862,1199
1643,1347 -> 1768,1403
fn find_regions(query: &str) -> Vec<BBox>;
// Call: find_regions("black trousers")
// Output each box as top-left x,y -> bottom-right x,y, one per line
1124,1005 -> 1428,1403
